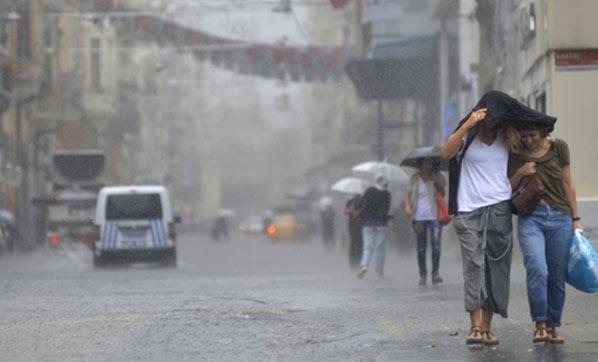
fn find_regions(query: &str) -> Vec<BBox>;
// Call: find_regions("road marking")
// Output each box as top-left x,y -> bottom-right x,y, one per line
377,314 -> 405,341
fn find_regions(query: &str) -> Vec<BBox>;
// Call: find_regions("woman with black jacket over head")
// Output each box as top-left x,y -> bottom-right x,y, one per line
441,91 -> 539,346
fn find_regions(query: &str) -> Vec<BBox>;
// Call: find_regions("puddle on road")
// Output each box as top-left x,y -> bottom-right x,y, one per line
171,308 -> 306,320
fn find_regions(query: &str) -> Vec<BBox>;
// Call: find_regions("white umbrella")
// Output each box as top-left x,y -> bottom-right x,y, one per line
351,161 -> 409,186
318,196 -> 333,208
217,208 -> 236,218
330,177 -> 369,195
351,161 -> 409,212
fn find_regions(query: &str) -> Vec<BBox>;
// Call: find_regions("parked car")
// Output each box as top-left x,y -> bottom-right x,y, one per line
265,212 -> 311,241
239,215 -> 265,235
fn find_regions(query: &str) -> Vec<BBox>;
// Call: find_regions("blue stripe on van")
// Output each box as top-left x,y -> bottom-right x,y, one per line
101,224 -> 117,250
149,219 -> 158,248
158,219 -> 168,247
150,219 -> 166,248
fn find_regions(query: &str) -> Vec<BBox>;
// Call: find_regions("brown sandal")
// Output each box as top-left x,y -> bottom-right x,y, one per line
466,326 -> 483,345
533,324 -> 548,343
481,330 -> 499,345
546,327 -> 564,344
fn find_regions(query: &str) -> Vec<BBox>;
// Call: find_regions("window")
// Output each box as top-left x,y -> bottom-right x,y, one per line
17,2 -> 31,60
106,193 -> 163,220
90,38 -> 102,92
404,0 -> 429,13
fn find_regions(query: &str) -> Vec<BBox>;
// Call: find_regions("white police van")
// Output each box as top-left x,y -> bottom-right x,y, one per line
92,185 -> 180,267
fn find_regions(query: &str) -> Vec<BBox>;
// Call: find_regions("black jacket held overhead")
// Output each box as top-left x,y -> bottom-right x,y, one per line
447,90 -> 557,215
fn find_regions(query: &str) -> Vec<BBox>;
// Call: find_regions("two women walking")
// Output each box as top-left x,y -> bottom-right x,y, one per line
441,90 -> 582,346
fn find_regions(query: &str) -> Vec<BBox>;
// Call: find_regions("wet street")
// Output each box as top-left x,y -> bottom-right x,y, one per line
1,230 -> 598,361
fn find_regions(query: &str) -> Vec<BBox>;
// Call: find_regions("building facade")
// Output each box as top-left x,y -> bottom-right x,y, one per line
476,0 -> 598,233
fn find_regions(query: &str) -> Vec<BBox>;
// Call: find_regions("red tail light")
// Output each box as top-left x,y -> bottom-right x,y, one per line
49,235 -> 60,246
266,225 -> 277,235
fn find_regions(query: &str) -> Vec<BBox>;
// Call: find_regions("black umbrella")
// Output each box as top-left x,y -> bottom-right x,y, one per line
400,146 -> 448,171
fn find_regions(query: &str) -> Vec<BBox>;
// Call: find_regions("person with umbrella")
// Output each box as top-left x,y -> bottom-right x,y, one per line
345,193 -> 364,270
440,90 -> 524,346
357,173 -> 392,279
331,177 -> 368,270
319,197 -> 336,248
403,154 -> 447,286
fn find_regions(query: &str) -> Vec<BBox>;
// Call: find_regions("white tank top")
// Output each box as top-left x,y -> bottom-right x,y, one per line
457,134 -> 512,212
415,179 -> 435,221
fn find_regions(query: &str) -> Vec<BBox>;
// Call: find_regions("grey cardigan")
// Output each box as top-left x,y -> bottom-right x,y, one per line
407,172 -> 446,220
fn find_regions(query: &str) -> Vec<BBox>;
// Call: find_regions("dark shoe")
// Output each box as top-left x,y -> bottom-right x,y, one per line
432,273 -> 443,284
533,323 -> 548,343
418,274 -> 427,286
546,327 -> 564,344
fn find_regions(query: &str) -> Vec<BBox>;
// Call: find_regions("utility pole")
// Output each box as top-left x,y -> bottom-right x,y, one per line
438,16 -> 449,144
15,94 -> 37,249
376,99 -> 384,161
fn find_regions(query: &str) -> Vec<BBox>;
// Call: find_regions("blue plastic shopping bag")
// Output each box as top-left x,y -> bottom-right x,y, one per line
566,230 -> 598,293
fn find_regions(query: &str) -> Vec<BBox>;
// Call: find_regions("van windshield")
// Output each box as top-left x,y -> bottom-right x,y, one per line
106,193 -> 163,220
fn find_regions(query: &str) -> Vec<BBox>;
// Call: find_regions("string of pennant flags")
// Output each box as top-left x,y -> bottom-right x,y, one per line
129,14 -> 351,82
48,0 -> 354,82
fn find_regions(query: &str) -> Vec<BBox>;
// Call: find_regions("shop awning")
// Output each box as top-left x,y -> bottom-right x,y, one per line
345,35 -> 441,100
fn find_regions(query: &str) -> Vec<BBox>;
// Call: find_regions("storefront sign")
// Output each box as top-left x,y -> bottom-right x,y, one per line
555,49 -> 598,71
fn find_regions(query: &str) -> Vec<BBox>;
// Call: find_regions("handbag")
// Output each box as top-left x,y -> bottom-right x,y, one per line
435,193 -> 452,226
511,174 -> 545,216
566,230 -> 598,293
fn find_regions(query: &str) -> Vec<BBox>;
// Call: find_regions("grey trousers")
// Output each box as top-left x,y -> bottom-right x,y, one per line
453,201 -> 513,318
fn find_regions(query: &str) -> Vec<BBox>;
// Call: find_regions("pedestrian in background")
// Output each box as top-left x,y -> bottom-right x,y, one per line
320,199 -> 336,248
404,157 -> 447,285
211,215 -> 229,242
508,122 -> 582,344
357,173 -> 392,279
345,194 -> 363,270
440,91 -> 520,346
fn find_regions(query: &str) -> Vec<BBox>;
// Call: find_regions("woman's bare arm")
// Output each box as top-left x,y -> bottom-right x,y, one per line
440,108 -> 487,159
404,191 -> 413,218
563,164 -> 583,230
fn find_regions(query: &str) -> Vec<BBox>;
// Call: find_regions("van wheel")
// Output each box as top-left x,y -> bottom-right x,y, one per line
93,255 -> 105,268
162,249 -> 177,267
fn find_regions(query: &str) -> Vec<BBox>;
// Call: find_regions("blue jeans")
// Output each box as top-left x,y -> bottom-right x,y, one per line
361,226 -> 388,275
518,204 -> 572,327
413,220 -> 441,276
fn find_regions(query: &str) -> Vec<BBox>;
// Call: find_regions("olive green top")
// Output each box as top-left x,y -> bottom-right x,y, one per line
508,138 -> 571,215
